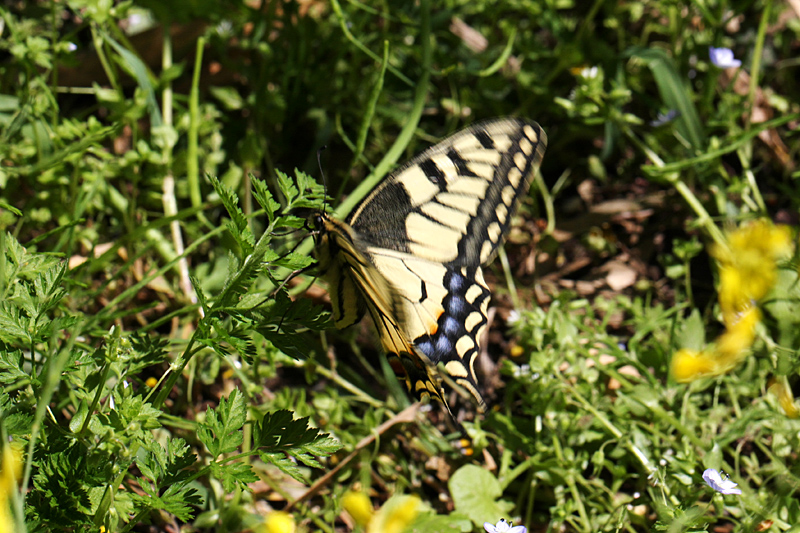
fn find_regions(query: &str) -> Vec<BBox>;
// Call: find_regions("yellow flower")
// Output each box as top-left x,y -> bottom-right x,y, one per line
675,220 -> 795,383
713,220 -> 793,325
263,511 -> 296,533
342,491 -> 420,533
714,306 -> 759,362
342,491 -> 374,527
1,443 -> 23,533
671,348 -> 719,382
368,495 -> 420,533
768,377 -> 799,418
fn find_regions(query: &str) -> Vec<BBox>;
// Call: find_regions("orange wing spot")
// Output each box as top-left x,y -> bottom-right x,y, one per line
428,310 -> 444,335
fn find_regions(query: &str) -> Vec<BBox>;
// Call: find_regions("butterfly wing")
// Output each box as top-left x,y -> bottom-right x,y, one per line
316,118 -> 547,413
314,214 -> 450,410
350,119 -> 546,408
348,118 -> 547,266
363,248 -> 491,410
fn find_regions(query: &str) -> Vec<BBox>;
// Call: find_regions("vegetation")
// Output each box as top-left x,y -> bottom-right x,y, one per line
1,0 -> 799,531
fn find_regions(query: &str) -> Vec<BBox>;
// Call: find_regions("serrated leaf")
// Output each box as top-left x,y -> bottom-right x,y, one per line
33,262 -> 68,316
198,390 -> 246,458
0,349 -> 28,384
212,461 -> 259,492
276,169 -> 299,204
190,275 -> 208,313
260,451 -> 308,484
273,251 -> 314,271
252,176 -> 281,225
209,174 -> 254,254
0,303 -> 31,344
252,410 -> 340,483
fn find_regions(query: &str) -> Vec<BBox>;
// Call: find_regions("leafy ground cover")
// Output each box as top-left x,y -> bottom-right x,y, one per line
1,1 -> 799,532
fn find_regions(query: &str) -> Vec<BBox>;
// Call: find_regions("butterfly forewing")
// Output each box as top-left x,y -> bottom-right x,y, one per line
314,118 -> 547,416
348,119 -> 546,266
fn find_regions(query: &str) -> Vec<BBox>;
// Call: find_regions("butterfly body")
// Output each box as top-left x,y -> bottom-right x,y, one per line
314,118 -> 547,414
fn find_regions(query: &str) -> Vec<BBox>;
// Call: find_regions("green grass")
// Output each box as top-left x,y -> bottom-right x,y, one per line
1,1 -> 799,532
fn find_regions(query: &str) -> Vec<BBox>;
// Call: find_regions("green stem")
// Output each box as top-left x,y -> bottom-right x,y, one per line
330,0 -> 413,87
187,37 -> 206,209
90,24 -> 121,92
747,0 -> 771,127
623,126 -> 727,248
478,27 -> 517,77
352,41 -> 389,171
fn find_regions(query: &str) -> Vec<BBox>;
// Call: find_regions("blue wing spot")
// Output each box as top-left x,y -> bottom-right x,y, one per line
443,316 -> 460,335
447,295 -> 465,314
435,335 -> 452,355
417,340 -> 434,359
447,272 -> 464,291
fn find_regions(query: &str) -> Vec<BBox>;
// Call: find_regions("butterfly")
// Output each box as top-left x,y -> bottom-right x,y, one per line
312,118 -> 547,417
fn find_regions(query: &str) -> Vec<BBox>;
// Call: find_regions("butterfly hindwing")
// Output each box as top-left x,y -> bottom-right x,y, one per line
314,118 -> 547,415
363,248 -> 490,410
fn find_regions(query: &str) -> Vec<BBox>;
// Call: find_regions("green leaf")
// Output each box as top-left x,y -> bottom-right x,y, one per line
198,389 -> 246,458
0,349 -> 29,385
276,169 -> 299,205
209,174 -> 254,255
101,31 -> 162,128
212,461 -> 259,492
625,46 -> 706,150
409,512 -> 473,532
260,451 -> 309,484
252,176 -> 281,225
252,410 -> 341,483
676,308 -> 705,351
449,465 -> 512,526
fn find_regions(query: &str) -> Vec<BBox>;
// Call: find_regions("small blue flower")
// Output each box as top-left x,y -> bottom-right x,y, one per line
650,110 -> 680,127
484,518 -> 527,533
709,47 -> 742,68
702,468 -> 742,495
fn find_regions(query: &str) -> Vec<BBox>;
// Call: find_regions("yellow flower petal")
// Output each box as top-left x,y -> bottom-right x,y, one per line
671,348 -> 719,382
768,377 -> 800,418
1,444 -> 22,492
264,511 -> 296,533
713,220 -> 793,324
342,491 -> 374,528
368,495 -> 421,533
715,307 -> 759,360
1,444 -> 23,533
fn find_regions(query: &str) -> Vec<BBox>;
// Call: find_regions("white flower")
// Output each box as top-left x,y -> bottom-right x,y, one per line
702,468 -> 742,495
507,310 -> 521,325
708,47 -> 741,68
67,42 -> 77,52
484,518 -> 527,533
